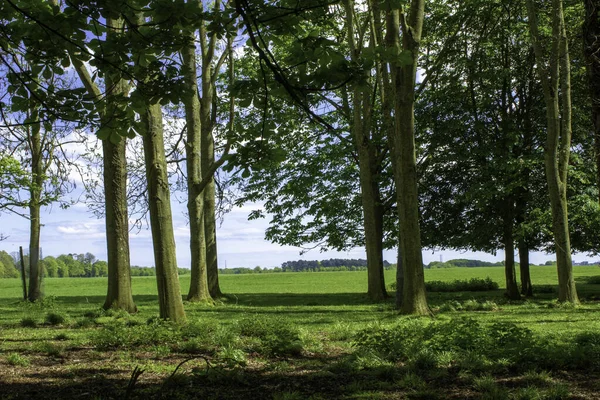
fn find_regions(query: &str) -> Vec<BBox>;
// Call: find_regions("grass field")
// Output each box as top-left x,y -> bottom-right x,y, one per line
1,266 -> 600,399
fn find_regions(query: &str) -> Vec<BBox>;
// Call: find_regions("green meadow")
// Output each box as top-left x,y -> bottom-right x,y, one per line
1,266 -> 600,399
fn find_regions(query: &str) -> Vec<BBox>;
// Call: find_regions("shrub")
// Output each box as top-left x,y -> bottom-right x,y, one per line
512,387 -> 542,400
83,310 -> 102,319
426,277 -> 499,292
353,317 -> 537,372
179,337 -> 211,354
397,372 -> 427,390
93,319 -> 183,350
6,353 -> 30,367
533,285 -> 556,294
38,342 -> 64,357
237,316 -> 304,357
20,317 -> 37,328
218,344 -> 248,368
328,322 -> 356,341
568,332 -> 600,369
407,348 -> 439,372
75,317 -> 95,328
544,383 -> 570,400
521,370 -> 553,387
45,312 -> 66,326
585,275 -> 600,284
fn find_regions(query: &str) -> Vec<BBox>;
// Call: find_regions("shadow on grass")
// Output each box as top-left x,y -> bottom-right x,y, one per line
28,293 -> 390,308
6,283 -> 600,311
0,355 -> 425,400
4,353 -> 600,400
218,292 -> 388,307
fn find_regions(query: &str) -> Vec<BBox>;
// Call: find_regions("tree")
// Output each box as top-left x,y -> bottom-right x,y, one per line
341,0 -> 389,300
233,0 -> 392,300
181,4 -> 211,303
127,5 -> 187,322
1,91 -> 75,301
66,9 -> 138,312
385,0 -> 429,314
92,260 -> 108,277
0,251 -> 19,278
416,0 -> 550,299
526,0 -> 580,303
43,256 -> 59,278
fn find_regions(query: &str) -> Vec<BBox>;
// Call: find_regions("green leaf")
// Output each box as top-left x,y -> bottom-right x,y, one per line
239,96 -> 252,108
42,67 -> 52,80
397,50 -> 413,66
97,126 -> 111,140
109,132 -> 122,145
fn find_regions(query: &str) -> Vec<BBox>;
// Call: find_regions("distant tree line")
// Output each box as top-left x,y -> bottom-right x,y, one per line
281,259 -> 392,273
426,259 -> 505,269
0,251 -> 190,278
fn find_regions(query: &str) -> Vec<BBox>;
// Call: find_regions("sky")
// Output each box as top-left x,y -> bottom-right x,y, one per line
1,191 -> 596,269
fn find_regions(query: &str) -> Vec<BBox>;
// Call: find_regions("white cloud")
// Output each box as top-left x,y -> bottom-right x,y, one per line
55,221 -> 105,239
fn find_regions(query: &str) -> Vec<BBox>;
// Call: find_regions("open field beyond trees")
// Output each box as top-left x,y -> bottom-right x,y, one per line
2,267 -> 600,399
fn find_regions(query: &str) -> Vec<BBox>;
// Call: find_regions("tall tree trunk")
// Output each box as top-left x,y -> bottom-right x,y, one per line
344,0 -> 387,301
182,28 -> 211,303
204,179 -> 222,297
518,240 -> 533,296
372,0 -> 401,306
526,0 -> 579,304
142,102 -> 186,323
503,200 -> 521,300
387,3 -> 429,315
199,4 -> 223,298
102,18 -> 137,312
201,95 -> 221,297
102,137 -> 137,312
583,0 -> 600,203
28,112 -> 42,302
395,245 -> 404,309
69,16 -> 137,313
358,147 -> 387,301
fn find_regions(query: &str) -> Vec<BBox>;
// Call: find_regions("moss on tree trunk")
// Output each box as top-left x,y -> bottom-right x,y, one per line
182,29 -> 212,303
142,102 -> 186,323
28,112 -> 42,302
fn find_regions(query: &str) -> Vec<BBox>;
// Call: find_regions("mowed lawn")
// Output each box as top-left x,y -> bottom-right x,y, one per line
2,265 -> 600,306
1,266 -> 600,332
2,265 -> 599,298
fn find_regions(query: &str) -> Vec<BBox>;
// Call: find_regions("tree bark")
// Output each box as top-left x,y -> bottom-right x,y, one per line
387,3 -> 429,315
19,246 -> 27,301
27,110 -> 42,302
503,200 -> 521,300
344,0 -> 387,301
182,28 -> 212,303
199,5 -> 223,298
395,245 -> 404,309
204,178 -> 222,298
102,136 -> 137,312
70,17 -> 137,313
142,102 -> 186,323
526,0 -> 579,304
102,18 -> 137,312
518,240 -> 533,296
